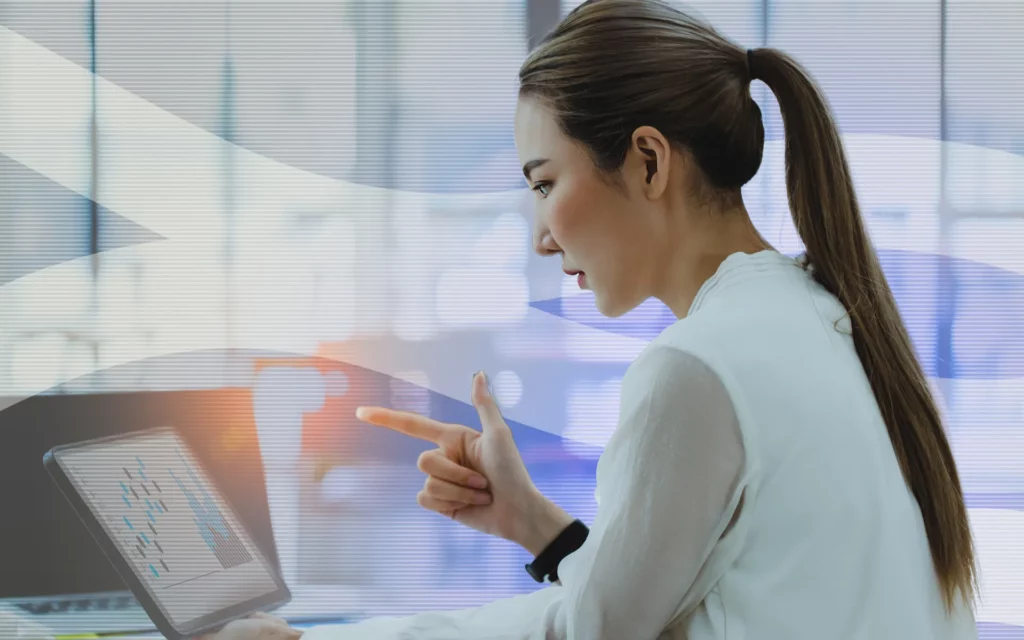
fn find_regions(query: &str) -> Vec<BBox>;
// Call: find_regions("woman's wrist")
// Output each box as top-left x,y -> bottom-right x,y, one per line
516,491 -> 576,557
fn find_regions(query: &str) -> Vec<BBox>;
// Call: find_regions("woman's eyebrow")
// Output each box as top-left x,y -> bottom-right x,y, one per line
522,158 -> 550,182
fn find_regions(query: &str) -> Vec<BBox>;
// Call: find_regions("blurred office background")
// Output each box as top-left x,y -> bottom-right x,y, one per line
1,0 -> 1023,631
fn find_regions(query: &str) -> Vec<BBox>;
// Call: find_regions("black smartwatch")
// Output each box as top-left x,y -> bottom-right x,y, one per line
524,519 -> 589,583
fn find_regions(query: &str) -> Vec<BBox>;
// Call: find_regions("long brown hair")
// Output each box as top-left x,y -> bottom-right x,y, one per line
520,0 -> 976,612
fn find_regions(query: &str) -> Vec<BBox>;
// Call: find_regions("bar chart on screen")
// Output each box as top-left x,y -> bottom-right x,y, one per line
118,455 -> 174,579
66,438 -> 256,591
167,450 -> 252,571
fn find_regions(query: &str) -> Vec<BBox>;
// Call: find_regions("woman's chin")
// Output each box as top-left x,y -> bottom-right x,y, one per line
593,292 -> 627,319
593,289 -> 647,319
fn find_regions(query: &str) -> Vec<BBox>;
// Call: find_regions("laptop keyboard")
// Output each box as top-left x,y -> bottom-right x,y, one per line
15,595 -> 139,615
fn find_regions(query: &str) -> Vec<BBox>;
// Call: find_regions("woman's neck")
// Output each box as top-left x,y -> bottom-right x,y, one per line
656,207 -> 773,319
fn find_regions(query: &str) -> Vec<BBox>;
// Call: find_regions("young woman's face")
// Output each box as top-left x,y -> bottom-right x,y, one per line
514,97 -> 664,318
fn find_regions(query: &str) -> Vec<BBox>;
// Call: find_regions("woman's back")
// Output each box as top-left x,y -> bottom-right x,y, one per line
653,249 -> 977,639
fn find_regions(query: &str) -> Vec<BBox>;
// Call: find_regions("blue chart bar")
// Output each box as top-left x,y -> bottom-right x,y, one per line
170,451 -> 252,570
122,458 -> 169,576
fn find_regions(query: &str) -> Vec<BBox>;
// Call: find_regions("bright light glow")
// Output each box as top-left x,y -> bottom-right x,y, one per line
391,370 -> 431,416
947,379 -> 1024,494
319,466 -> 361,504
9,333 -> 69,395
324,370 -> 349,398
567,325 -> 647,363
492,370 -> 523,408
565,378 -> 622,457
312,217 -> 356,343
954,218 -> 1024,277
139,249 -> 228,354
96,256 -> 140,336
234,245 -> 318,354
97,333 -> 147,376
253,366 -> 326,467
435,210 -> 531,330
393,202 -> 438,342
252,365 -> 325,588
9,259 -> 92,331
436,268 -> 528,328
58,340 -> 98,394
948,143 -> 1024,214
469,212 -> 529,271
970,508 -> 1024,627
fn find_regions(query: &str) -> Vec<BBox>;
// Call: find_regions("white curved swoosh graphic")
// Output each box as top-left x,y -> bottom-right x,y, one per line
3,25 -> 1024,629
5,23 -> 1024,412
5,23 -> 1024,420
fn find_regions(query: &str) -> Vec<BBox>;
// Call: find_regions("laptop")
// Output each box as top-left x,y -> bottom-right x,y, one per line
0,387 -> 357,636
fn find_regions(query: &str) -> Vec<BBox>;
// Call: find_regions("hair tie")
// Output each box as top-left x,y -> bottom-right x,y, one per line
746,48 -> 758,82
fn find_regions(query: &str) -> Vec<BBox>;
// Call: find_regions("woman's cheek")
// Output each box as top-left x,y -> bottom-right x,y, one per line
547,198 -> 590,247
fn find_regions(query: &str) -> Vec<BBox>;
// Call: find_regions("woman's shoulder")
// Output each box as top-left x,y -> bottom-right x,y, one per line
637,314 -> 740,381
628,323 -> 766,450
622,341 -> 733,415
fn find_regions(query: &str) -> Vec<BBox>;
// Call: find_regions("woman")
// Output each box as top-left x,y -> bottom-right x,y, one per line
205,0 -> 978,637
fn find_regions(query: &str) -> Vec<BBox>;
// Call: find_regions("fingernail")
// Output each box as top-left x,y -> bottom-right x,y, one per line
468,474 -> 488,489
473,491 -> 492,505
355,407 -> 368,419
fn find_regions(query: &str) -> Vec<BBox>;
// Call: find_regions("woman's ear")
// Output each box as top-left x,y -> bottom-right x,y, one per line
629,126 -> 672,200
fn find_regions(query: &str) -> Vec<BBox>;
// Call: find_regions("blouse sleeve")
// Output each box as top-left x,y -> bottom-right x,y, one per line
302,345 -> 747,640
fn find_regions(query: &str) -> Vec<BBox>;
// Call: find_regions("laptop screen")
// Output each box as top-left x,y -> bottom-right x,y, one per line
0,388 -> 279,599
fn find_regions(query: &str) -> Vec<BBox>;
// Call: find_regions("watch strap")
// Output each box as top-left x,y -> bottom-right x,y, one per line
524,519 -> 589,583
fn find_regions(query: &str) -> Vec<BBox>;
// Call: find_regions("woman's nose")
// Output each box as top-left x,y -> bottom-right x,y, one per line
533,227 -> 559,257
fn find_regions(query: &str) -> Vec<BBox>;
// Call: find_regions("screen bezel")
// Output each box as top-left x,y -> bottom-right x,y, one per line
43,426 -> 290,640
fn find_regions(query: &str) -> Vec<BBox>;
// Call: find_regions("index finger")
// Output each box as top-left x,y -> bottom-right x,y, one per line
355,406 -> 449,443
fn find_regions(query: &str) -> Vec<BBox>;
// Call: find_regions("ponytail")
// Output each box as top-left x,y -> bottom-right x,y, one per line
748,47 -> 977,612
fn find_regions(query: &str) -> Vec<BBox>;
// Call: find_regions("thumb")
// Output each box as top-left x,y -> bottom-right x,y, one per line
472,371 -> 507,432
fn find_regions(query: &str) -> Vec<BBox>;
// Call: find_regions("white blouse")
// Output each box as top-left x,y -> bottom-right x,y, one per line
303,250 -> 978,640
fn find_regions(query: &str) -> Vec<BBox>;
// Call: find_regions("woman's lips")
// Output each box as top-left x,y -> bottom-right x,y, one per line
563,268 -> 586,288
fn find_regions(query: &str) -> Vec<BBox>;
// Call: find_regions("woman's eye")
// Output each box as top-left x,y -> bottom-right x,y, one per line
532,182 -> 551,197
